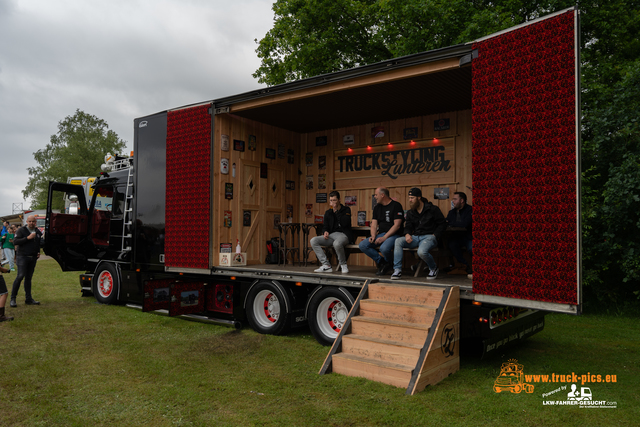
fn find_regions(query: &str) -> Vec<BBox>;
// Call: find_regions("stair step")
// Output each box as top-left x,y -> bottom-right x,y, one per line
351,316 -> 430,345
332,353 -> 413,389
359,299 -> 437,325
342,334 -> 422,366
368,282 -> 444,306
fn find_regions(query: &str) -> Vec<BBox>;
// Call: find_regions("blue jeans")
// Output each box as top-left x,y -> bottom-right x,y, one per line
358,232 -> 399,265
394,235 -> 438,271
311,232 -> 349,266
3,248 -> 15,270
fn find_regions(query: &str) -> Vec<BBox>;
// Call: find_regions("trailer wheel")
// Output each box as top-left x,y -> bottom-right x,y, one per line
308,287 -> 354,346
93,263 -> 119,305
245,282 -> 291,335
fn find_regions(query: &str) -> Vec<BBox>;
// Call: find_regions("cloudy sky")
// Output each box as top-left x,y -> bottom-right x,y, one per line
0,0 -> 274,214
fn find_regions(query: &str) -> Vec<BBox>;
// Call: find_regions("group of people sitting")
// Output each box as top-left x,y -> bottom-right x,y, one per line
309,187 -> 472,280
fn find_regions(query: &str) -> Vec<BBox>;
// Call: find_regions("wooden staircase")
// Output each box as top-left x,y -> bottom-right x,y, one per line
319,280 -> 460,394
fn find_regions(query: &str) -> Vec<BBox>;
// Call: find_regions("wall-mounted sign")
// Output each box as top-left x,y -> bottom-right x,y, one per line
343,134 -> 355,145
221,135 -> 229,151
265,148 -> 276,159
316,193 -> 327,203
223,211 -> 232,227
278,143 -> 286,159
287,148 -> 295,164
403,127 -> 419,139
357,211 -> 366,226
319,155 -> 326,170
233,139 -> 245,152
286,180 -> 295,190
306,175 -> 313,190
434,187 -> 449,200
334,138 -> 454,187
318,174 -> 326,190
220,158 -> 229,174
316,136 -> 327,146
248,135 -> 256,151
243,210 -> 251,226
434,118 -> 450,131
225,183 -> 233,199
371,126 -> 385,138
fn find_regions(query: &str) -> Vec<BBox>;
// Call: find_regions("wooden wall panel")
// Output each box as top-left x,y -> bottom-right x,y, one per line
299,109 -> 471,267
212,108 -> 470,266
213,114 -> 300,265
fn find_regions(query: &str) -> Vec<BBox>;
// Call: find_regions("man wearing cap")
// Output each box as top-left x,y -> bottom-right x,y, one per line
392,188 -> 446,280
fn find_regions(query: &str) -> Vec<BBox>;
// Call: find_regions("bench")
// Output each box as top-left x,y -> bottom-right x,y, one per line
322,243 -> 439,277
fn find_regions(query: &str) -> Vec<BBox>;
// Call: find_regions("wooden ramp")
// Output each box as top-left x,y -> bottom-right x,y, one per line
319,280 -> 459,395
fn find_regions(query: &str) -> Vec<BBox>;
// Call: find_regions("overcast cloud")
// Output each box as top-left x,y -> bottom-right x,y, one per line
0,0 -> 274,214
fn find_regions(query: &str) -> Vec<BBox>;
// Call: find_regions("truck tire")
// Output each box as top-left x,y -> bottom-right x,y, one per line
245,281 -> 291,336
308,287 -> 354,346
93,263 -> 119,305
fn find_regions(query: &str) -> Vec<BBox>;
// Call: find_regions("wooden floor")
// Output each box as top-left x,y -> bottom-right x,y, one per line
226,262 -> 473,293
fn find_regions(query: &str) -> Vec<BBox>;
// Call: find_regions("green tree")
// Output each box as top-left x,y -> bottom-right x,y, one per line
255,0 -> 640,308
253,0 -> 575,85
23,109 -> 127,210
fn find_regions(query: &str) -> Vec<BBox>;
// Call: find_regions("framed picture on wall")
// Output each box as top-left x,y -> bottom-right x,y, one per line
233,139 -> 245,152
266,148 -> 276,159
248,135 -> 256,151
318,174 -> 326,190
434,187 -> 450,199
318,155 -> 326,170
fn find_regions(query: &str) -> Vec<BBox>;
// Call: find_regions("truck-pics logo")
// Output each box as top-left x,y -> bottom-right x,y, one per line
493,359 -> 535,394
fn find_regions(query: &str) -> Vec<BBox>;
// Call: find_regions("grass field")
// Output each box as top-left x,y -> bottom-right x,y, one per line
1,259 -> 638,426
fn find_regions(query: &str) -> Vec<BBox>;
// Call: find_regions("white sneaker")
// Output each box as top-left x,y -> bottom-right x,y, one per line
391,269 -> 402,280
340,264 -> 349,274
314,264 -> 332,273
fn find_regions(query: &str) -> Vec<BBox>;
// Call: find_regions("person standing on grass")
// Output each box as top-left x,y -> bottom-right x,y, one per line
310,191 -> 354,274
0,220 -> 8,263
0,265 -> 14,322
10,215 -> 42,308
1,225 -> 17,271
391,188 -> 446,280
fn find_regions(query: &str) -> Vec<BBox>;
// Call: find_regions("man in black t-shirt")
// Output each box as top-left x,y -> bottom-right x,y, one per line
358,187 -> 404,275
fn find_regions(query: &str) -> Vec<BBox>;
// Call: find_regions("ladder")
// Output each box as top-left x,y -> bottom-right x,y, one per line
120,162 -> 134,255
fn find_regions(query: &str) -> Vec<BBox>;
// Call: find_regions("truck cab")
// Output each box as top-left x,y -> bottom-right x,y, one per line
45,155 -> 134,274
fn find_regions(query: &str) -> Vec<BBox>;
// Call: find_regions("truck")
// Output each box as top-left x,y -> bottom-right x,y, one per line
44,8 -> 581,391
